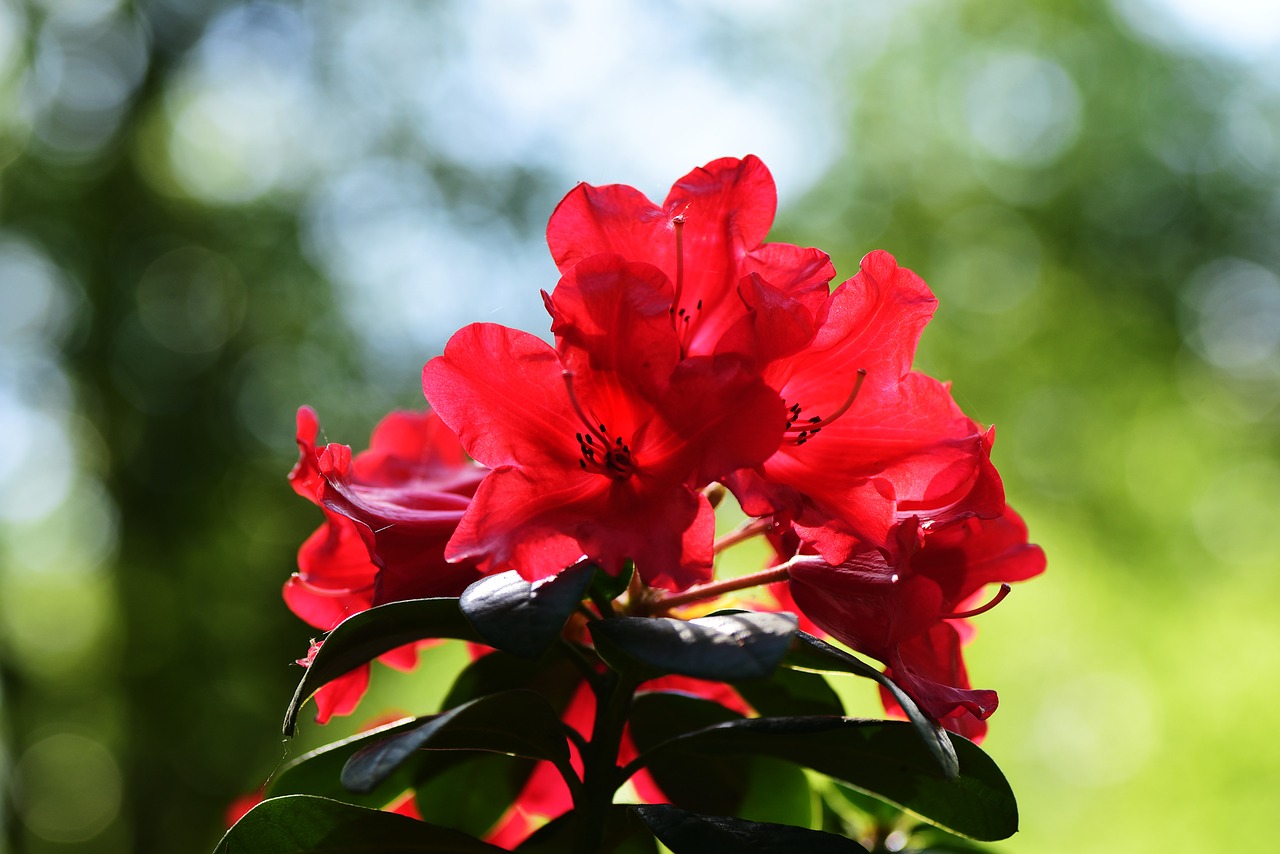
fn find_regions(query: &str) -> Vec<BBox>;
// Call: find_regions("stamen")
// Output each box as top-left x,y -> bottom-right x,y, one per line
562,370 -> 636,479
943,583 -> 1011,620
783,369 -> 868,445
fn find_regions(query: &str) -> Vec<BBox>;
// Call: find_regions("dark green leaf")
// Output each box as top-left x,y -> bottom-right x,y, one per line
589,560 -> 634,605
413,752 -> 538,840
735,662 -> 844,718
459,562 -> 595,659
907,826 -> 997,852
590,612 -> 797,681
269,720 -> 538,835
632,804 -> 869,853
516,805 -> 657,853
214,794 -> 506,852
628,692 -> 745,815
627,692 -> 814,827
283,598 -> 482,737
631,717 -> 1017,841
784,632 -> 957,779
341,690 -> 570,794
440,646 -> 585,712
269,717 -> 424,807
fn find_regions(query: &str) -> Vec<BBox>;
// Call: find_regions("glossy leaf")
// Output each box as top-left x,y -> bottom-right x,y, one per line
341,690 -> 571,794
413,752 -> 539,840
784,631 -> 957,778
459,562 -> 595,659
627,692 -> 814,827
269,717 -> 424,807
590,612 -> 797,681
440,646 -> 585,712
214,794 -> 506,853
516,805 -> 657,853
628,692 -> 745,815
630,717 -> 1017,841
283,598 -> 482,736
268,720 -> 537,835
734,662 -> 844,718
632,804 -> 869,853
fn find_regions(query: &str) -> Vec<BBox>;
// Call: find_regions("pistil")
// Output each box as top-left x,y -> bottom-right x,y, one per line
942,583 -> 1012,620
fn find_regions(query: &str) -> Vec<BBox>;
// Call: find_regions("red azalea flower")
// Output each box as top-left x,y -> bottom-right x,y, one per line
286,406 -> 486,722
546,155 -> 835,358
787,506 -> 1045,738
727,250 -> 1004,563
423,257 -> 784,591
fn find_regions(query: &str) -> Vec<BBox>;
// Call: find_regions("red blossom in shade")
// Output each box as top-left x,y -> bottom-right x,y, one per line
286,406 -> 486,722
787,506 -> 1045,738
546,155 -> 835,358
422,257 -> 785,591
727,250 -> 1004,564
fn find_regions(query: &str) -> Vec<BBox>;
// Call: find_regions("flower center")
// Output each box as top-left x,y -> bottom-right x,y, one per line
562,371 -> 636,479
782,369 -> 868,445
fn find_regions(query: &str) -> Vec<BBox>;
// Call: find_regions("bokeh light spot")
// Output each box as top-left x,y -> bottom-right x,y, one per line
14,732 -> 123,843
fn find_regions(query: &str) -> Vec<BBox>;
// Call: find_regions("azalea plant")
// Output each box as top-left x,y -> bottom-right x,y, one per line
217,156 -> 1045,853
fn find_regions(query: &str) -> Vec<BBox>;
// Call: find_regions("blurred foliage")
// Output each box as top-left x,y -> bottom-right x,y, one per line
1,0 -> 1278,852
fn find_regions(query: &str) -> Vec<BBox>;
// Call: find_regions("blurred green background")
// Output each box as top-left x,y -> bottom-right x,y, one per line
2,0 -> 1279,851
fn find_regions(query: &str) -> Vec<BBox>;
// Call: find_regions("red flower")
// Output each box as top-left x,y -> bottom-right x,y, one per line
787,507 -> 1045,738
423,256 -> 785,590
727,251 -> 1004,563
546,155 -> 834,358
287,406 -> 486,722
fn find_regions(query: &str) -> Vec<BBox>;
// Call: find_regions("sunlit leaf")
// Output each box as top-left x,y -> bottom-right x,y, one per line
629,717 -> 1016,841
459,562 -> 595,659
213,794 -> 506,852
590,612 -> 797,681
283,598 -> 481,737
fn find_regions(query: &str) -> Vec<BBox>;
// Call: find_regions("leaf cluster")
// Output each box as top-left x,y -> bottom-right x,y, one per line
218,567 -> 1017,853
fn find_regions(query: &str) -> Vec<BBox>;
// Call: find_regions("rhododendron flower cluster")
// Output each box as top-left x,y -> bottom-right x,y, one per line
232,156 -> 1044,854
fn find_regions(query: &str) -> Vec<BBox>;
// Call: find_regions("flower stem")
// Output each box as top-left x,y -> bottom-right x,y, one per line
648,563 -> 794,613
573,670 -> 635,854
713,515 -> 775,553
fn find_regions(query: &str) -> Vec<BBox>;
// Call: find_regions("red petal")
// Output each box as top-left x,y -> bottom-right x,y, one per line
545,254 -> 680,397
424,323 -> 580,471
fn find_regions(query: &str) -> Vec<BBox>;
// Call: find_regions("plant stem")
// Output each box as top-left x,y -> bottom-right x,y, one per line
573,669 -> 635,854
648,563 -> 793,613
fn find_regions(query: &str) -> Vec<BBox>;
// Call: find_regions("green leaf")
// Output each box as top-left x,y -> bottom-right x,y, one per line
283,598 -> 482,737
214,794 -> 506,852
628,692 -> 745,815
413,752 -> 538,840
589,560 -> 634,605
784,632 -> 957,779
632,804 -> 869,853
630,717 -> 1017,841
516,805 -> 657,853
341,690 -> 571,794
440,646 -> 585,713
269,717 -> 425,807
627,693 -> 813,828
589,612 -> 797,681
459,562 -> 595,659
734,662 -> 844,718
